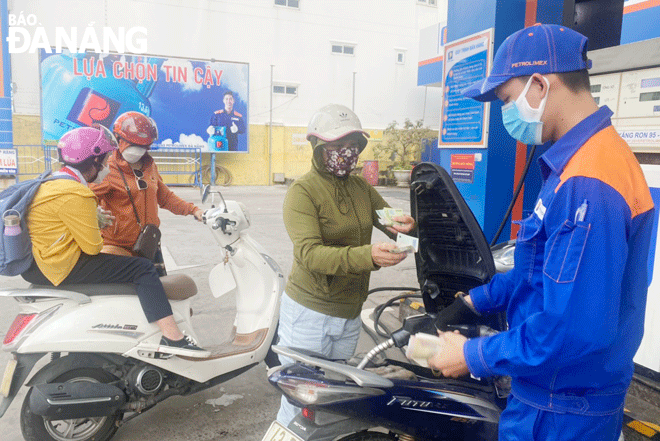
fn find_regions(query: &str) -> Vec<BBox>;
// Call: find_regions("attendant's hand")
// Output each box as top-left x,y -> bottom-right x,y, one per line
427,331 -> 470,378
193,209 -> 204,221
387,214 -> 415,235
371,242 -> 408,267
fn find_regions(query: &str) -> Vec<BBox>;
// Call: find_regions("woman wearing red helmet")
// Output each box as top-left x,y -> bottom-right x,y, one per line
21,125 -> 208,358
90,112 -> 203,272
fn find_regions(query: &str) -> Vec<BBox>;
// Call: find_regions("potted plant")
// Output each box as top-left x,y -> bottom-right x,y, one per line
374,119 -> 435,187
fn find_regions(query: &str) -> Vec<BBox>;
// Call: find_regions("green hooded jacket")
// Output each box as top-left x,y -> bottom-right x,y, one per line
283,143 -> 395,319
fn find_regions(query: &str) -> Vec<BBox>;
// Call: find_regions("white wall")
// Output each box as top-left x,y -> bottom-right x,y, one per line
8,0 -> 444,129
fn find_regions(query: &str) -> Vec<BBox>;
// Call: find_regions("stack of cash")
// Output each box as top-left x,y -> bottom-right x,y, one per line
376,207 -> 404,226
391,232 -> 419,254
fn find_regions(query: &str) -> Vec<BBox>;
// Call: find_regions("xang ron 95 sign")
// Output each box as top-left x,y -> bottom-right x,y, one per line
40,51 -> 250,153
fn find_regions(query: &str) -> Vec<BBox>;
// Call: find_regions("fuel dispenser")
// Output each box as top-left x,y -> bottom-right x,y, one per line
588,37 -> 660,384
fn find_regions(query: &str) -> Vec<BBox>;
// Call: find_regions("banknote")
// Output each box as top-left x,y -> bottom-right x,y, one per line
376,207 -> 404,226
389,232 -> 418,254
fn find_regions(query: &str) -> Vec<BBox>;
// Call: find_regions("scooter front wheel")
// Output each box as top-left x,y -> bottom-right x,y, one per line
338,431 -> 396,441
20,368 -> 122,441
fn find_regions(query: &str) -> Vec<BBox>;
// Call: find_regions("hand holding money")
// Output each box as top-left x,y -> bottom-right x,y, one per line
389,233 -> 419,254
406,333 -> 446,360
426,331 -> 470,378
376,207 -> 404,226
371,242 -> 408,267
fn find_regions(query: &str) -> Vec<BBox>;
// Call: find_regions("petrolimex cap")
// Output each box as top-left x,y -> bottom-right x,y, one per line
462,23 -> 592,102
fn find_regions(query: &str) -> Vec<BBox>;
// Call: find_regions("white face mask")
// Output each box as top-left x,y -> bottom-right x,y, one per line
501,76 -> 550,145
92,165 -> 110,184
122,146 -> 148,164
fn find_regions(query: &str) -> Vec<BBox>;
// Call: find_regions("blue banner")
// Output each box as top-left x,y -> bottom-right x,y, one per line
40,51 -> 249,153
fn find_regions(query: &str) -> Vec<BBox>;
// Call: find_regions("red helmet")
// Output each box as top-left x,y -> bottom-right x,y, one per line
113,111 -> 158,147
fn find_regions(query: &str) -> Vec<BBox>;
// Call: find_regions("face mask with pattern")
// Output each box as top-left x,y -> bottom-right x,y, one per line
323,146 -> 359,177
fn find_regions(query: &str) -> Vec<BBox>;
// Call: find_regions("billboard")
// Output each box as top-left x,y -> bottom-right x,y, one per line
40,51 -> 249,152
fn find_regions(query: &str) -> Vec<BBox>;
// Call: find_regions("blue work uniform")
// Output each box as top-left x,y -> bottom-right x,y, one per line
463,106 -> 655,440
210,109 -> 246,151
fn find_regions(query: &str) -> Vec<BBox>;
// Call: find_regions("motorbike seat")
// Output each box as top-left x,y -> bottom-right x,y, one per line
28,274 -> 198,301
160,274 -> 198,300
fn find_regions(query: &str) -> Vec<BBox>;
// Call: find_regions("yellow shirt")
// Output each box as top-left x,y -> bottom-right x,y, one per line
27,179 -> 103,285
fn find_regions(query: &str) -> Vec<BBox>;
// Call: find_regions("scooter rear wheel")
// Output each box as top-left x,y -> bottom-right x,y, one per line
20,367 -> 123,441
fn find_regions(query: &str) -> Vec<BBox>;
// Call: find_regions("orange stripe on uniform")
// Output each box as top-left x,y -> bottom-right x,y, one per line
557,126 -> 654,218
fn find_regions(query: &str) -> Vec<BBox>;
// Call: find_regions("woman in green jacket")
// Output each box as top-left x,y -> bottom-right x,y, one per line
277,104 -> 415,425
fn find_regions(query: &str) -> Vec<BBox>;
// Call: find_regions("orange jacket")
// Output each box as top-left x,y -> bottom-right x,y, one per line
90,151 -> 199,252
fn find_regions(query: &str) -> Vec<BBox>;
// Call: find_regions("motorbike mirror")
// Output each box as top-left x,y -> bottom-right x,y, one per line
201,185 -> 211,204
201,185 -> 228,213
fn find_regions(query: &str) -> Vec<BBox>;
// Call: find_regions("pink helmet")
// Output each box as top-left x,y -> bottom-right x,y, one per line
57,124 -> 119,164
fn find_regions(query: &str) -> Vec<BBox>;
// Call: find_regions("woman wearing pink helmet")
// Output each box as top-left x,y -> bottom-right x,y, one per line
21,125 -> 209,358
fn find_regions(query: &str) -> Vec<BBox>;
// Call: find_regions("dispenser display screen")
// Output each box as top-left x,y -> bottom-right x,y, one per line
640,91 -> 660,102
608,68 -> 660,153
588,73 -> 620,114
618,68 -> 660,118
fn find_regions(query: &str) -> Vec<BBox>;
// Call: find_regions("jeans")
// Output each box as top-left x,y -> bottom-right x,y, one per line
276,292 -> 362,426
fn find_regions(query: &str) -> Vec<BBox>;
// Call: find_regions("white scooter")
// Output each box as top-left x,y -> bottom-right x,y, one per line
0,186 -> 284,441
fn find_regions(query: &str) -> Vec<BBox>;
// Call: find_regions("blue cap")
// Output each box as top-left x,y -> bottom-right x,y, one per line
462,24 -> 592,102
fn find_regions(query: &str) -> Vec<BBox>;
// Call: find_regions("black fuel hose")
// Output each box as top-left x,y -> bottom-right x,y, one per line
365,287 -> 422,337
361,289 -> 422,361
490,144 -> 537,247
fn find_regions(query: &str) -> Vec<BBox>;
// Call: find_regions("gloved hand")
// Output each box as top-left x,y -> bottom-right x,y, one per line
230,121 -> 238,133
206,125 -> 215,136
96,206 -> 115,229
433,292 -> 480,332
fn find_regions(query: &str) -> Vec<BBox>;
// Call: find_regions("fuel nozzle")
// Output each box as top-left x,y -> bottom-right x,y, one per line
389,314 -> 437,348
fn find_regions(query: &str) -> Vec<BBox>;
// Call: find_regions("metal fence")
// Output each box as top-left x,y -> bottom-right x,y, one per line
8,145 -> 52,182
2,145 -> 202,188
150,145 -> 203,188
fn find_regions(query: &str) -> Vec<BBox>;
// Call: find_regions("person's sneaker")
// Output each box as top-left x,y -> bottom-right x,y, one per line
158,335 -> 211,358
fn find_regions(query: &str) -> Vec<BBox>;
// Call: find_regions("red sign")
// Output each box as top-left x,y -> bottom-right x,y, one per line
0,149 -> 18,174
450,154 -> 475,170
